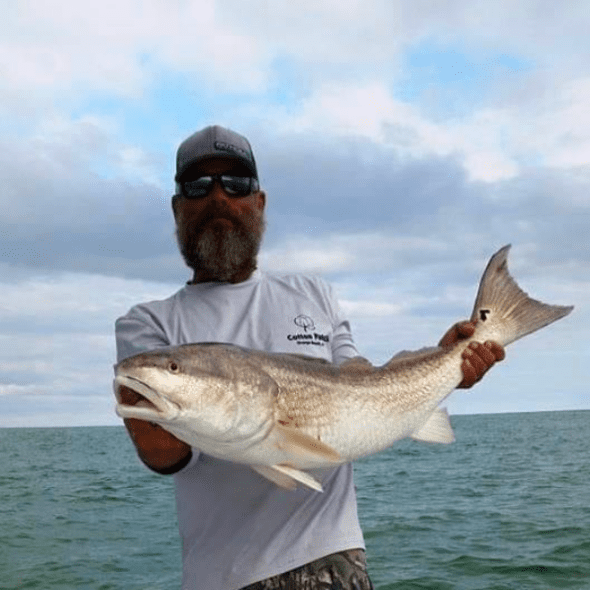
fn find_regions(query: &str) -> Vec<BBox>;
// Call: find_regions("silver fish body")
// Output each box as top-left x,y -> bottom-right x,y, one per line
114,246 -> 573,491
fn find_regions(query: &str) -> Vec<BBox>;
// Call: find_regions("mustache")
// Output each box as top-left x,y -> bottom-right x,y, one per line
197,202 -> 243,226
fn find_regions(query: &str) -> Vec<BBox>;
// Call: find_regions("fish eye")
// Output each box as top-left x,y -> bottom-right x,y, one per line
168,361 -> 179,373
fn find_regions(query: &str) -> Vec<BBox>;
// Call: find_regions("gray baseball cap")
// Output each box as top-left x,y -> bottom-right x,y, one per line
175,125 -> 258,181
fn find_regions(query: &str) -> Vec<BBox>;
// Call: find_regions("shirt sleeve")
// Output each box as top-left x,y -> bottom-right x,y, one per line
114,306 -> 170,363
114,307 -> 201,472
318,279 -> 361,365
331,318 -> 360,365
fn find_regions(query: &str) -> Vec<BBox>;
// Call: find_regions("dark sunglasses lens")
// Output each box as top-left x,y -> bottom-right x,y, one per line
220,175 -> 252,196
182,175 -> 253,198
183,177 -> 213,198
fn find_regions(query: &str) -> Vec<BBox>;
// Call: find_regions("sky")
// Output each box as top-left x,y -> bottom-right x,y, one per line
1,0 -> 588,427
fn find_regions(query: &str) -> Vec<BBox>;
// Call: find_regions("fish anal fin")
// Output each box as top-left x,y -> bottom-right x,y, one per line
251,464 -> 323,492
411,408 -> 455,444
274,424 -> 341,463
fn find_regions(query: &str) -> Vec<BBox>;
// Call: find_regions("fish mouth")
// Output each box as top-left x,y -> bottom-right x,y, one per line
113,375 -> 180,421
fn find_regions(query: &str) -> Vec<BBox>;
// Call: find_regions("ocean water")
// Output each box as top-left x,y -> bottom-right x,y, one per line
1,411 -> 588,590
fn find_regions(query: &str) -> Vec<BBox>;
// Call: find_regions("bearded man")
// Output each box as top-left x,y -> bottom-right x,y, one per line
115,125 -> 504,590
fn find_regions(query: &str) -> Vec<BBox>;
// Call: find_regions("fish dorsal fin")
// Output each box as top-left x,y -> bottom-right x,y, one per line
338,356 -> 375,374
275,353 -> 332,365
251,464 -> 323,492
199,344 -> 332,363
273,424 -> 341,463
384,347 -> 445,370
411,408 -> 455,444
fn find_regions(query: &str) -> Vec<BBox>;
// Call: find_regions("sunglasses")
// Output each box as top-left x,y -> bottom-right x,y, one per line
180,174 -> 259,199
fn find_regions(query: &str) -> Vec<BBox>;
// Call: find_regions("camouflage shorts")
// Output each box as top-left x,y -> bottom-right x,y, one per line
240,548 -> 374,590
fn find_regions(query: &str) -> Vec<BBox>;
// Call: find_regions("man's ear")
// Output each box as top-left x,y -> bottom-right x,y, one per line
171,194 -> 180,217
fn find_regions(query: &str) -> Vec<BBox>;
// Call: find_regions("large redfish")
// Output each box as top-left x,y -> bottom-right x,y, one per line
114,246 -> 573,491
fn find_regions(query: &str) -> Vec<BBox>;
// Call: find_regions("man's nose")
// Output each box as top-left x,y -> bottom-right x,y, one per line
208,179 -> 232,201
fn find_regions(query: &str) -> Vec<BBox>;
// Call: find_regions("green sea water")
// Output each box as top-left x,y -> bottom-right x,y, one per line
1,411 -> 589,589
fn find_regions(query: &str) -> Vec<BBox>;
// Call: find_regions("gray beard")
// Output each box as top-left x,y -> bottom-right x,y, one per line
177,216 -> 265,282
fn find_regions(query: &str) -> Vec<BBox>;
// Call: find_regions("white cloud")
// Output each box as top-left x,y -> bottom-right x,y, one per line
222,0 -> 590,74
0,0 -> 268,107
0,271 -> 175,321
522,78 -> 590,172
4,0 -> 590,189
0,114 -> 165,215
0,271 -> 179,425
118,146 -> 165,187
340,300 -> 402,318
1,2 -> 143,99
4,0 -> 589,107
260,231 -> 450,275
0,384 -> 56,397
265,73 -> 590,183
261,240 -> 353,274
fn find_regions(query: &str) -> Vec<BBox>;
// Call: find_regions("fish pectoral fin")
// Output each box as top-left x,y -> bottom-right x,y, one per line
411,408 -> 456,444
251,464 -> 323,492
274,424 -> 341,463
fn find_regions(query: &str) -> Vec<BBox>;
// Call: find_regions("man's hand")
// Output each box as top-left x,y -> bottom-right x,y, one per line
439,320 -> 505,389
119,386 -> 192,473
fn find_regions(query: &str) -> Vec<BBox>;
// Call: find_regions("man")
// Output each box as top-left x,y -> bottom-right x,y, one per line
115,125 -> 504,589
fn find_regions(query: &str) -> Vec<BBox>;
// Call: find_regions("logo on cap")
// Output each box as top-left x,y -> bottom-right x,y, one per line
215,141 -> 250,160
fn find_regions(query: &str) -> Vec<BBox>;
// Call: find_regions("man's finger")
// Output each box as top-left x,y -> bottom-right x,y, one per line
467,341 -> 496,365
439,320 -> 476,348
485,341 -> 506,361
458,340 -> 505,388
459,358 -> 477,388
463,347 -> 486,376
456,321 -> 476,338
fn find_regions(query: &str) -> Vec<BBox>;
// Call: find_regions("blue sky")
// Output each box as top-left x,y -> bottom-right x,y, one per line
1,0 -> 587,427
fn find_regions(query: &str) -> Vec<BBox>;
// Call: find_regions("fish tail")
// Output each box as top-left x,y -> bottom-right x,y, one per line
470,245 -> 573,346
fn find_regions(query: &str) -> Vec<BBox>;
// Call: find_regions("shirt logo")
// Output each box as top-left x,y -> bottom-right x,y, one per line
287,316 -> 330,346
294,315 -> 314,332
